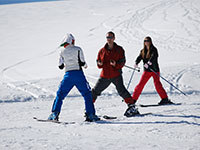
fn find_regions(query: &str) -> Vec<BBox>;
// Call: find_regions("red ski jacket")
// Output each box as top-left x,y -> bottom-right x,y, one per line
96,43 -> 126,79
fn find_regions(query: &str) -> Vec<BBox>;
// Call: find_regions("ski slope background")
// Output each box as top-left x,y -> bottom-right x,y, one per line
0,0 -> 200,149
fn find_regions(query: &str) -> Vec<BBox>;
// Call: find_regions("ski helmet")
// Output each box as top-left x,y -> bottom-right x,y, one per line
60,33 -> 75,46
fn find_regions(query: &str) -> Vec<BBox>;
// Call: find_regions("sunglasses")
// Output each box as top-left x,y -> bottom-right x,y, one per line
106,36 -> 114,39
144,40 -> 150,42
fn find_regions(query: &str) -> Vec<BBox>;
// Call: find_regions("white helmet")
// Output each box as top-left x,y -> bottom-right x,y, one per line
60,33 -> 75,46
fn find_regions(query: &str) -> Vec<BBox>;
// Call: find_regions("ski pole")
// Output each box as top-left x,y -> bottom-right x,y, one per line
124,65 -> 140,72
122,69 -> 135,102
122,65 -> 140,102
127,69 -> 135,90
149,67 -> 187,96
125,65 -> 140,90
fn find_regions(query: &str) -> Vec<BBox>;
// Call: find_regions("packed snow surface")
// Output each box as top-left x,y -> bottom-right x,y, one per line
0,0 -> 200,149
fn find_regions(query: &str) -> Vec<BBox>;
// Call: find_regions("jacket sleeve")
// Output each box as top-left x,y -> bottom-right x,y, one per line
115,48 -> 126,69
96,49 -> 103,68
149,48 -> 158,63
135,51 -> 142,65
58,52 -> 65,70
78,48 -> 86,66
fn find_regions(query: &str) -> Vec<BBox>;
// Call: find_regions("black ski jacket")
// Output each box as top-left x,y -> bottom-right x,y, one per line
135,47 -> 160,72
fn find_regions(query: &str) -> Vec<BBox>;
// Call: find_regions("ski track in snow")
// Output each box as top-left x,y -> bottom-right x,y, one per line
164,64 -> 200,95
93,0 -> 200,53
1,63 -> 200,103
101,0 -> 179,42
0,47 -> 59,100
1,0 -> 200,102
2,62 -> 199,103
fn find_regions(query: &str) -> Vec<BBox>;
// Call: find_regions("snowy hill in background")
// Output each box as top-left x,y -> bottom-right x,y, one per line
0,0 -> 200,149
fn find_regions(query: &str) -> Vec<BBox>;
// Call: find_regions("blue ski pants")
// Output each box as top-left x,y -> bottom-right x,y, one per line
51,70 -> 95,115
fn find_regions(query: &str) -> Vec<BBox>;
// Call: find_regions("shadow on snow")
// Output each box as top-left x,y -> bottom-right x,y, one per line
151,113 -> 200,119
97,120 -> 200,126
0,96 -> 35,103
96,113 -> 200,126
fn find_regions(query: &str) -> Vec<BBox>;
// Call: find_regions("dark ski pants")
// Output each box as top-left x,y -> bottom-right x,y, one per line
92,75 -> 134,104
51,70 -> 95,115
132,71 -> 168,101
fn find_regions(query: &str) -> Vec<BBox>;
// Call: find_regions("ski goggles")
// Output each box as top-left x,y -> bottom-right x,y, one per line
106,36 -> 114,39
144,40 -> 151,42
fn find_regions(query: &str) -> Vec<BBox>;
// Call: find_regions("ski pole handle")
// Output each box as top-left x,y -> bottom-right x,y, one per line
124,65 -> 140,72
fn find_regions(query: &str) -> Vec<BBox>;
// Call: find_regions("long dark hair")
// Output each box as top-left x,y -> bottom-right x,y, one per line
141,36 -> 155,59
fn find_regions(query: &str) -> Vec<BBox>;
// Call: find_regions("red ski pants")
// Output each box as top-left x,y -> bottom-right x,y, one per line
132,71 -> 168,101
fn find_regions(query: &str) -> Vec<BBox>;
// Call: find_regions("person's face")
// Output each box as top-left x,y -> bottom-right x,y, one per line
144,38 -> 151,47
106,33 -> 115,44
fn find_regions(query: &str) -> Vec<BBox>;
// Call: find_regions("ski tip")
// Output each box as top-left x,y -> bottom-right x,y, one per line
33,117 -> 76,124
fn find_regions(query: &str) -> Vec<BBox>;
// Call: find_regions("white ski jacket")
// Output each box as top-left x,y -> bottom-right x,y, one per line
59,45 -> 87,72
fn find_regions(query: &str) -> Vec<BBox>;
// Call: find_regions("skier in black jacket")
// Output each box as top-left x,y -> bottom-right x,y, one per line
132,36 -> 173,105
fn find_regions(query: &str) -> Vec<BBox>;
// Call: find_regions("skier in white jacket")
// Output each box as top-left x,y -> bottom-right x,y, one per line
48,33 -> 100,122
58,34 -> 88,72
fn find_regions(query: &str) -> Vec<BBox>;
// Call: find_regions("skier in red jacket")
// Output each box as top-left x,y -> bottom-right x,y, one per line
92,31 -> 139,117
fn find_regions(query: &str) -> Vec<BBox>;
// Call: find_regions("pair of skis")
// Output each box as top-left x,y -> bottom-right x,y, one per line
33,113 -> 152,124
33,115 -> 117,125
34,102 -> 181,124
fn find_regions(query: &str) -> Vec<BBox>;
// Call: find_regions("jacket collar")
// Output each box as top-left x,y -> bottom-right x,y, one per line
104,42 -> 117,51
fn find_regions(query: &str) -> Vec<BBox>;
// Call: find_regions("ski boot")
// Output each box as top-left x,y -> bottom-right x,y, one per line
85,113 -> 100,122
158,97 -> 174,105
124,104 -> 140,117
48,111 -> 60,121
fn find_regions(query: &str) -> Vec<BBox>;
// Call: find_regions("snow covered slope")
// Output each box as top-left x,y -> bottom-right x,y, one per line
0,0 -> 200,149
